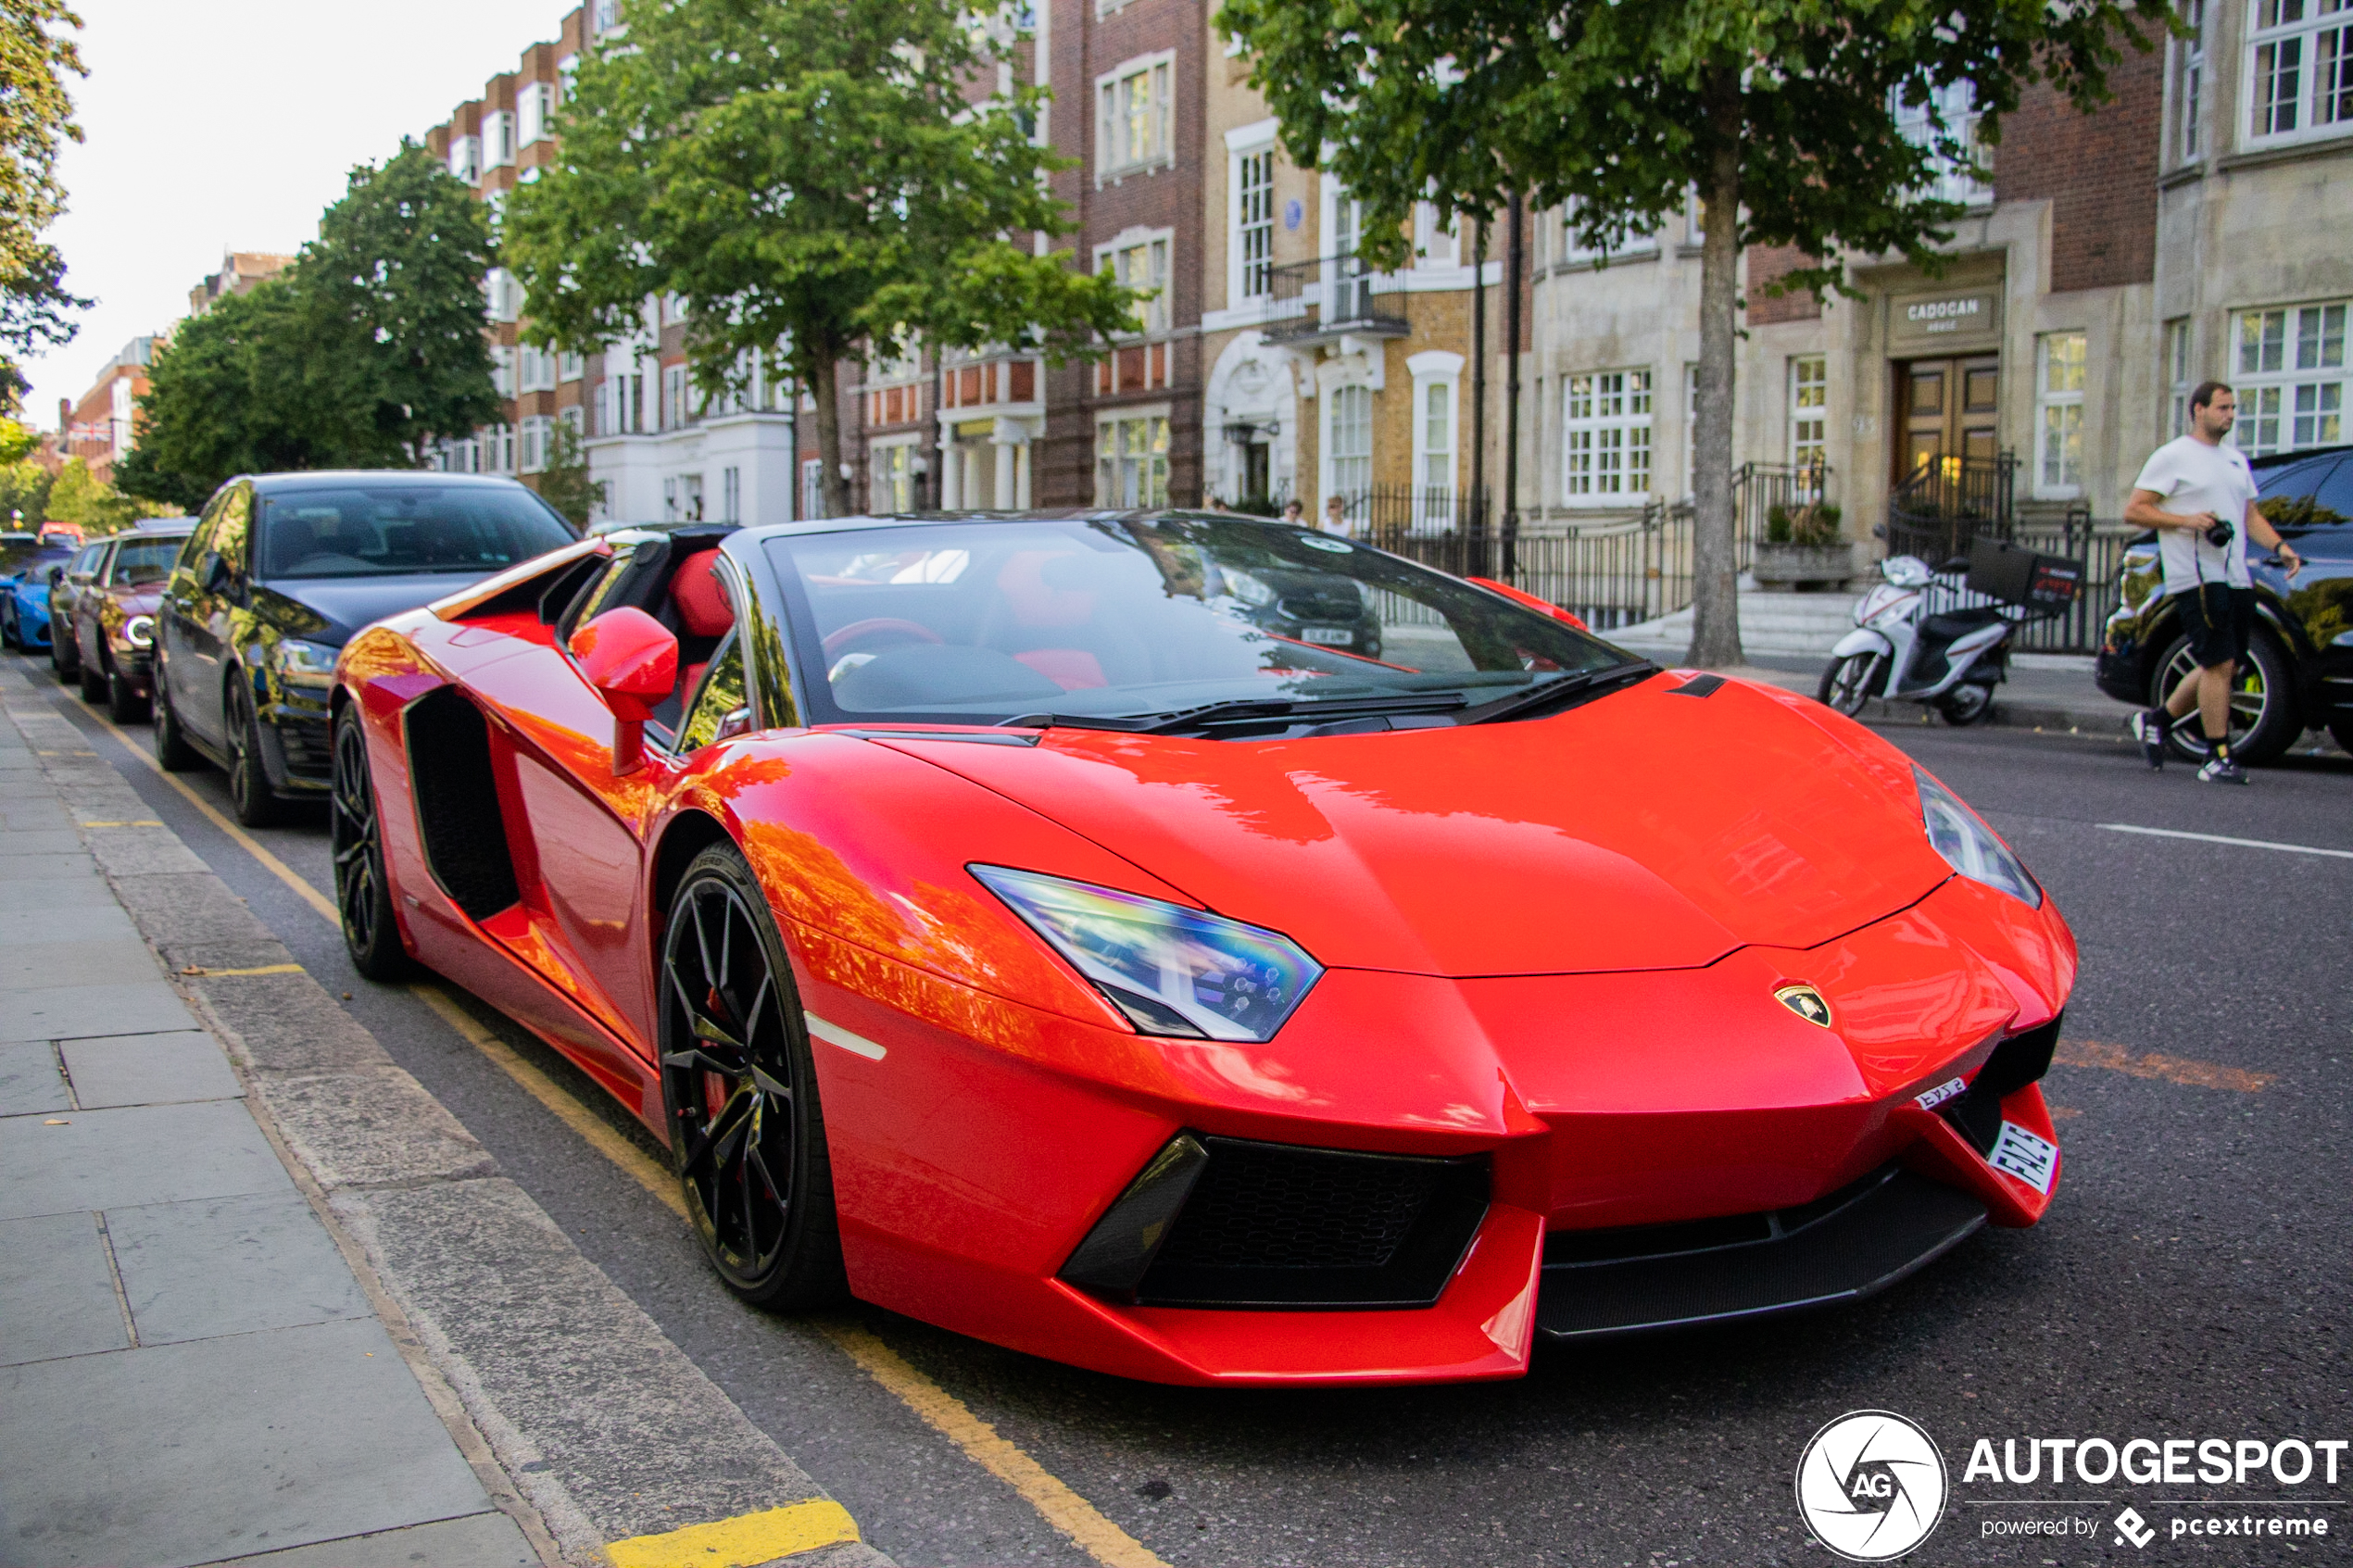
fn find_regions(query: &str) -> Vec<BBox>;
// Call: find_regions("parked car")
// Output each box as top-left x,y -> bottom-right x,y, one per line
329,509 -> 2074,1385
2095,444 -> 2353,760
0,533 -> 74,652
68,521 -> 196,721
45,537 -> 111,680
154,471 -> 579,825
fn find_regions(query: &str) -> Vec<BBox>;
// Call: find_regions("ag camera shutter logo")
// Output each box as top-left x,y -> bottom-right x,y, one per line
1796,1411 -> 1949,1561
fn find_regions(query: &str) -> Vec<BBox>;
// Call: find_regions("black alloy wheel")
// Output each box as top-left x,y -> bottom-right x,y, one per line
331,705 -> 411,981
152,656 -> 199,771
225,675 -> 283,827
659,845 -> 846,1310
2149,628 -> 2297,765
1817,651 -> 1884,718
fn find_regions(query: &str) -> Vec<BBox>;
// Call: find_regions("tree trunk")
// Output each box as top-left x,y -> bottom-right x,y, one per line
1686,68 -> 1744,669
812,352 -> 851,518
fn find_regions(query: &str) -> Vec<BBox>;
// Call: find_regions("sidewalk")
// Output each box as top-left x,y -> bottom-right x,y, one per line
0,706 -> 541,1563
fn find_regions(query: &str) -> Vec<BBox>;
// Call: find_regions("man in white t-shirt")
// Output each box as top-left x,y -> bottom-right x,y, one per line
2122,382 -> 2303,784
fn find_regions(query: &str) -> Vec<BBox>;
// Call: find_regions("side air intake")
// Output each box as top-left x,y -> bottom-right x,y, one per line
403,687 -> 520,922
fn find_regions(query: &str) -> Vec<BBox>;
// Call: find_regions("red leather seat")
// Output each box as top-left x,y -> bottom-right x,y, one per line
670,548 -> 734,698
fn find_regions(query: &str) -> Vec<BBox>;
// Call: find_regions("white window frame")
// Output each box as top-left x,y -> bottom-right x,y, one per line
2245,0 -> 2353,149
1094,406 -> 1173,508
662,363 -> 689,430
1095,51 -> 1175,181
1227,126 -> 1277,304
520,414 -> 554,474
1554,196 -> 1658,267
484,110 -> 516,169
1788,355 -> 1828,477
1321,382 -> 1374,506
722,465 -> 742,524
2176,0 -> 2209,162
484,269 -> 522,323
1414,203 -> 1460,270
1561,369 -> 1655,506
2033,332 -> 2088,499
557,54 -> 578,106
1095,227 -> 1173,337
1894,82 -> 1992,206
520,82 -> 555,145
2230,300 -> 2349,454
491,345 -> 516,399
1408,351 -> 1463,529
447,135 -> 481,184
559,348 -> 585,383
480,422 -> 515,474
801,458 -> 826,521
871,435 -> 921,512
2167,319 -> 2195,436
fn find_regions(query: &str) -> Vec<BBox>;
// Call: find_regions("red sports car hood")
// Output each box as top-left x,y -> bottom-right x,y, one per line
874,675 -> 1957,977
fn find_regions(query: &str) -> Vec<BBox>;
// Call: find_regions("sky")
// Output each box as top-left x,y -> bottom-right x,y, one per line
23,0 -> 568,433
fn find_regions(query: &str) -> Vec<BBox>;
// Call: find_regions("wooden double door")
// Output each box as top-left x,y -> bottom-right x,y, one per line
1894,355 -> 2000,483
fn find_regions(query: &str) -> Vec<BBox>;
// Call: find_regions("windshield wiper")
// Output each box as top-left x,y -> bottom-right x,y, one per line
1456,659 -> 1657,725
1008,691 -> 1471,736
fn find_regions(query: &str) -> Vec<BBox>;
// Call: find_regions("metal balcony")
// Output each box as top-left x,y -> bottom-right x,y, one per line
1259,256 -> 1410,346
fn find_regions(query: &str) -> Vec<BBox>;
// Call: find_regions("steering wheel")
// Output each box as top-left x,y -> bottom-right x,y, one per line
822,618 -> 944,661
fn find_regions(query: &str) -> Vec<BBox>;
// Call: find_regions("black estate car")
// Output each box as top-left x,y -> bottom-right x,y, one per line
2095,445 -> 2353,762
154,471 -> 578,824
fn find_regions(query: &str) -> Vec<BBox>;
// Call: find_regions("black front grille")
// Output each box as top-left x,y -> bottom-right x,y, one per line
1943,1015 -> 2063,1154
1156,1141 -> 1443,1271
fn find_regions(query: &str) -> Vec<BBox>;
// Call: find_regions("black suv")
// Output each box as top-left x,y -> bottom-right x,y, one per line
2095,445 -> 2353,761
154,471 -> 577,823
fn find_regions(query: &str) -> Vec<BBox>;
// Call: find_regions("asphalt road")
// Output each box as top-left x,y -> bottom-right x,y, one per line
19,652 -> 2351,1568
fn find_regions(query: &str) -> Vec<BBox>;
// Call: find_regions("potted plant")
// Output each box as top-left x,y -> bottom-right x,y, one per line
1753,501 -> 1853,588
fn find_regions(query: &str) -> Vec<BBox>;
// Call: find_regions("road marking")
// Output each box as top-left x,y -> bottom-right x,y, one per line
77,818 -> 164,827
179,962 -> 307,978
603,1499 -> 861,1568
2055,1037 -> 2276,1093
66,688 -> 1163,1568
2098,822 -> 2353,860
820,1323 -> 1171,1568
806,1011 -> 887,1060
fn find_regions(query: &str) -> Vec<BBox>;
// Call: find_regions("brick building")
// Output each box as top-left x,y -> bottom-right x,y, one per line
59,336 -> 159,485
188,251 -> 295,317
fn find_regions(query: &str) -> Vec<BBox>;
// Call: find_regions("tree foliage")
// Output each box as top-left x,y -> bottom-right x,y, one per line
535,416 -> 604,528
118,142 -> 497,509
0,1 -> 90,404
505,0 -> 1139,516
1221,0 -> 2170,663
47,456 -> 157,534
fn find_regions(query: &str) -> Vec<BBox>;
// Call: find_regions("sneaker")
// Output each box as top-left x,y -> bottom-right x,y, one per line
2131,709 -> 2168,770
2196,754 -> 2249,784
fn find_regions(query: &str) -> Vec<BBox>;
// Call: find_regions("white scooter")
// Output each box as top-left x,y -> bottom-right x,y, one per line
1817,555 -> 2018,725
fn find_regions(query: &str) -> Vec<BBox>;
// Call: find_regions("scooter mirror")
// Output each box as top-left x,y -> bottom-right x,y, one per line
1881,556 -> 1931,588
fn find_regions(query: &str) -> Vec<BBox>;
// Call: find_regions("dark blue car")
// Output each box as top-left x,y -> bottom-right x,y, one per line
0,533 -> 76,651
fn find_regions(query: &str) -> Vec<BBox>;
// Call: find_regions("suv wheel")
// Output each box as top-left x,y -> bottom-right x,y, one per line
225,677 -> 284,827
2150,626 -> 2298,765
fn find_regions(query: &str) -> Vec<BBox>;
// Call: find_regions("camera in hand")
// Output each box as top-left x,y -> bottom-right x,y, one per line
2204,516 -> 2235,548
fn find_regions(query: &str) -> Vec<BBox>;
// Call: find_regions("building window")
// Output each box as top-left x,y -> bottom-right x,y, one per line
1324,383 -> 1372,501
559,348 -> 584,383
520,414 -> 554,474
2232,301 -> 2348,453
1410,374 -> 1457,529
1235,147 -> 1275,299
2179,0 -> 2208,160
1556,197 -> 1657,265
480,423 -> 515,473
2167,318 -> 2195,435
521,82 -> 556,145
491,345 -> 515,398
1893,82 -> 1991,205
722,466 -> 741,523
2035,332 -> 2087,496
484,111 -> 516,169
801,458 -> 825,521
1095,413 -> 1170,507
593,0 -> 619,32
1100,232 -> 1171,336
1789,356 -> 1828,477
873,441 -> 918,512
662,364 -> 689,430
1415,204 -> 1460,270
2247,0 -> 2353,145
447,136 -> 481,184
1562,370 -> 1654,501
484,269 -> 522,323
1096,55 -> 1173,178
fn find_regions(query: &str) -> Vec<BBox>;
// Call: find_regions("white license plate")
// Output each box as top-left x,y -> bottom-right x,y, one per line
1298,625 -> 1354,645
1989,1121 -> 2057,1193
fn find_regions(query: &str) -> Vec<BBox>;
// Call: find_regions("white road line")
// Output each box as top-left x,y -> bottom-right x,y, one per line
2098,822 -> 2353,860
806,1012 -> 887,1060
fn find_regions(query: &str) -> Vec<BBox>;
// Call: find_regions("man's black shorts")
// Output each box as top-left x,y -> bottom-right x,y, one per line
2172,584 -> 2255,668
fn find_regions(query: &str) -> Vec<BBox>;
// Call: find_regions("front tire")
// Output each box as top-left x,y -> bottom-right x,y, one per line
660,845 -> 847,1311
331,705 -> 412,981
2149,627 -> 2296,765
225,675 -> 283,826
1817,651 -> 1883,718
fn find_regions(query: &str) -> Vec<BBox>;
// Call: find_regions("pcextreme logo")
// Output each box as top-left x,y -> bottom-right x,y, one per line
1795,1411 -> 1950,1562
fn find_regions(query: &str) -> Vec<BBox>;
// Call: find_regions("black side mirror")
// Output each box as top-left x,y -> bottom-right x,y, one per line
45,565 -> 64,585
204,555 -> 235,595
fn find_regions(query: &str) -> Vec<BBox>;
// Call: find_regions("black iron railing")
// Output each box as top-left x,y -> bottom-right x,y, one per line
1261,257 -> 1409,344
1886,452 -> 2017,565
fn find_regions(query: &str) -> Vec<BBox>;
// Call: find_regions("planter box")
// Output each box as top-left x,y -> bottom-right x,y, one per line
1752,542 -> 1856,589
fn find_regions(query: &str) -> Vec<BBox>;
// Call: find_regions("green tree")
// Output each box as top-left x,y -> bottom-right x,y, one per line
0,2 -> 90,405
0,455 -> 53,526
504,0 -> 1138,518
1222,0 -> 2167,666
535,416 -> 604,528
119,142 -> 498,508
46,456 -> 148,534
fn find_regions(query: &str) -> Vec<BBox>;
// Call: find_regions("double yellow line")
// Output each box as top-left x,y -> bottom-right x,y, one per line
72,697 -> 1168,1568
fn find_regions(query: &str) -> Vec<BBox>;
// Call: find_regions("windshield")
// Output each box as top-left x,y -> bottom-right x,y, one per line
110,536 -> 186,587
0,540 -> 70,578
766,516 -> 1636,732
257,486 -> 576,579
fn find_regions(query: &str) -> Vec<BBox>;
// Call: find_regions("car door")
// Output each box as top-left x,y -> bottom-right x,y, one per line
63,543 -> 105,663
174,483 -> 253,747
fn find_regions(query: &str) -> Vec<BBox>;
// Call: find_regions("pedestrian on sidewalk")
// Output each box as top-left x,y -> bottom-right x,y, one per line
1322,494 -> 1352,537
2121,381 -> 2301,784
1281,498 -> 1306,527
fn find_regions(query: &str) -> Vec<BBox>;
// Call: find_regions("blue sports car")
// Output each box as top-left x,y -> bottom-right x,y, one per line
0,533 -> 77,651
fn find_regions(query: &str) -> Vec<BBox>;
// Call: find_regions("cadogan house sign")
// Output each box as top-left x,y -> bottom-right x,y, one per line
1890,288 -> 2003,349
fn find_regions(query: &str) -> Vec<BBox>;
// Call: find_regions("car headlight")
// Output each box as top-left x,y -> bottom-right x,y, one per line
970,865 -> 1322,1041
273,637 -> 339,690
1916,769 -> 2041,908
124,614 -> 154,648
1220,568 -> 1277,608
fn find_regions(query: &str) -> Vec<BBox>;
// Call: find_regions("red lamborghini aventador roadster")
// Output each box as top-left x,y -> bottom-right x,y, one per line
331,511 -> 2074,1386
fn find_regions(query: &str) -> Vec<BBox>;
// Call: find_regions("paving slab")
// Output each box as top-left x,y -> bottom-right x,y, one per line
0,934 -> 167,991
0,1316 -> 494,1568
0,1041 -> 69,1115
0,827 -> 87,855
0,1211 -> 129,1366
0,977 -> 195,1042
0,850 -> 100,880
0,902 -> 140,947
107,1192 -> 372,1346
0,1099 -> 292,1220
203,1511 -> 537,1568
61,1031 -> 244,1109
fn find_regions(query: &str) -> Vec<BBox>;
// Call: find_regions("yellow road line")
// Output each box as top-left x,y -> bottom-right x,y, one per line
820,1323 -> 1171,1568
2055,1037 -> 2276,1094
77,819 -> 165,827
72,694 -> 1162,1568
181,962 -> 307,978
602,1499 -> 860,1568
